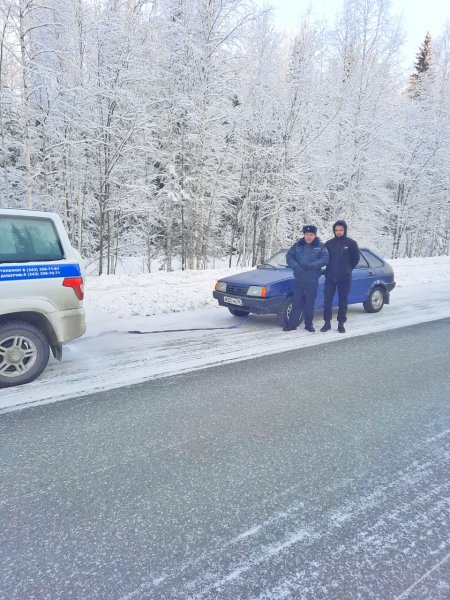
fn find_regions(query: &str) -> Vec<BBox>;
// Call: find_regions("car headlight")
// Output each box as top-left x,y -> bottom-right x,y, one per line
215,281 -> 227,292
247,286 -> 267,297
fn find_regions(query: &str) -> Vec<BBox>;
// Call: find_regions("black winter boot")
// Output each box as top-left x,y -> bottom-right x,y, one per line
338,322 -> 346,333
320,321 -> 331,332
305,324 -> 315,332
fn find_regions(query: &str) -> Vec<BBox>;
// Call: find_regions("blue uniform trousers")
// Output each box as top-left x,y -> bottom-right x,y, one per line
287,279 -> 318,329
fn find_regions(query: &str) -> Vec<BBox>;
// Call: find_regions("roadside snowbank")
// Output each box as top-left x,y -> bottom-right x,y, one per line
85,256 -> 450,319
84,267 -> 244,317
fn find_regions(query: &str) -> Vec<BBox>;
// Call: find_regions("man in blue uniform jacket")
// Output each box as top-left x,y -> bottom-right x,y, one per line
284,225 -> 329,332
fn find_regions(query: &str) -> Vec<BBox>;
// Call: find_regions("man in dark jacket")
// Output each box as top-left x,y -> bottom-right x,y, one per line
320,220 -> 359,333
284,225 -> 329,332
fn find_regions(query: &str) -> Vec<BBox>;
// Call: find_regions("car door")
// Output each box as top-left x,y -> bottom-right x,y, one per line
314,271 -> 326,308
349,252 -> 371,303
360,249 -> 385,292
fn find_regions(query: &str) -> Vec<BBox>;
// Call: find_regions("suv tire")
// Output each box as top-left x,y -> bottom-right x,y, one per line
0,321 -> 50,387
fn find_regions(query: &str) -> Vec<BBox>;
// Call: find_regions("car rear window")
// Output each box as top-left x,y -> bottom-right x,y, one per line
0,216 -> 65,263
355,253 -> 369,269
361,250 -> 384,267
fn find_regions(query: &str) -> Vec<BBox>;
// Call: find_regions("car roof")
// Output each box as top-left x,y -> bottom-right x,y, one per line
0,208 -> 60,219
279,246 -> 386,262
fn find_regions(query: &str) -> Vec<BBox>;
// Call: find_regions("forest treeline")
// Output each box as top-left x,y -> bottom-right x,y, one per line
1,0 -> 449,272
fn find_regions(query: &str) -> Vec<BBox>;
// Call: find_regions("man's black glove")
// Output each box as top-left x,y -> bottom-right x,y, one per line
299,262 -> 309,270
294,266 -> 304,277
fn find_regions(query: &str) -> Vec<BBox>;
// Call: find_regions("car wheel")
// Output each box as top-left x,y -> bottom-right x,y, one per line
228,307 -> 250,317
363,286 -> 385,313
0,321 -> 50,388
278,297 -> 303,327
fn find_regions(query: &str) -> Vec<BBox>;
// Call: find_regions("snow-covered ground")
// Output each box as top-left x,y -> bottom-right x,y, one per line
1,256 -> 450,413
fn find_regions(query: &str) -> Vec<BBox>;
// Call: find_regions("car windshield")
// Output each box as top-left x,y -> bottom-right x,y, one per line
260,250 -> 288,268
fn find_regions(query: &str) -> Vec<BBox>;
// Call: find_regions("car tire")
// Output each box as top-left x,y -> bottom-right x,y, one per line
363,286 -> 385,313
228,307 -> 250,317
0,321 -> 50,388
278,297 -> 303,327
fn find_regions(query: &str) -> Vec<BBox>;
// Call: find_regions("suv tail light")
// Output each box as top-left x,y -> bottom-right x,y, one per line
63,276 -> 84,300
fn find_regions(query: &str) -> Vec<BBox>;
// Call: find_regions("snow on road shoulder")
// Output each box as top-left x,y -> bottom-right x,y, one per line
84,267 -> 245,318
1,257 -> 450,413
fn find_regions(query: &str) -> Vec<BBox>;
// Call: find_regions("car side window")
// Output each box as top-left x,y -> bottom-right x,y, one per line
362,250 -> 384,268
0,216 -> 64,263
355,253 -> 369,269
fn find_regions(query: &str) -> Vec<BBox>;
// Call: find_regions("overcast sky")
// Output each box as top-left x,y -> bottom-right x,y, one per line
263,0 -> 450,68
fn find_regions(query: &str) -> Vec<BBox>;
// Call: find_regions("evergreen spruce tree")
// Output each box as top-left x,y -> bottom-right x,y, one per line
408,32 -> 432,98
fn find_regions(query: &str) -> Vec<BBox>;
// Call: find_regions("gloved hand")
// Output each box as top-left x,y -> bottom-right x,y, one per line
299,262 -> 309,270
294,266 -> 304,277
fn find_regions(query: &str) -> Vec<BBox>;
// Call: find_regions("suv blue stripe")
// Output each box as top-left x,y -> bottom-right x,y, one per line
0,263 -> 81,282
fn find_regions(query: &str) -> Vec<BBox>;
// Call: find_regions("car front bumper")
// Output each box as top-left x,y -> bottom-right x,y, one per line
213,291 -> 283,315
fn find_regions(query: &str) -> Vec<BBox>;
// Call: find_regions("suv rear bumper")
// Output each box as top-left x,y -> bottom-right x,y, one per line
213,291 -> 283,314
47,308 -> 86,343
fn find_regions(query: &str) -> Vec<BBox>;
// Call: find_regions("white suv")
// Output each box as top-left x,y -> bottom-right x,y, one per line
0,209 -> 86,387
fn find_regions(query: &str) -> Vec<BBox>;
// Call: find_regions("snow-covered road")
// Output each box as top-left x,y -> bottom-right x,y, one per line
1,257 -> 450,412
2,319 -> 450,599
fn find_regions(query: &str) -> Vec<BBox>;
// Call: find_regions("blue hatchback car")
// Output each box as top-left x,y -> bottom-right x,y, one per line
213,248 -> 396,326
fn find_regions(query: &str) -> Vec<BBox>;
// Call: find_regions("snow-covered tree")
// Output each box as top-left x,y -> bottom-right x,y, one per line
0,0 -> 449,269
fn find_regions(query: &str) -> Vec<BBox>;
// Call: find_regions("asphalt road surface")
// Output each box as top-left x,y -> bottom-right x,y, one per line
1,319 -> 450,599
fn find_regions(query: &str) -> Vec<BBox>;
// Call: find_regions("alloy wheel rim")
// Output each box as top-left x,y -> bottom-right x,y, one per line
0,335 -> 37,378
372,290 -> 384,309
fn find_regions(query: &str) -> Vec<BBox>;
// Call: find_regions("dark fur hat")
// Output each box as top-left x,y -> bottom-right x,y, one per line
302,225 -> 317,234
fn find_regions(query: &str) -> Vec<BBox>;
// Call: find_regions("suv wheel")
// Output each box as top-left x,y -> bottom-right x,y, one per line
0,321 -> 50,387
278,297 -> 303,327
363,286 -> 385,313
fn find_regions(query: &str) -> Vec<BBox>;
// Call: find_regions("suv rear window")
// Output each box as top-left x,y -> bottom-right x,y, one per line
0,216 -> 64,263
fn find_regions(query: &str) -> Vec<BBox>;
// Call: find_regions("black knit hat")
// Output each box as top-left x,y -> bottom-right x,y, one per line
302,225 -> 317,234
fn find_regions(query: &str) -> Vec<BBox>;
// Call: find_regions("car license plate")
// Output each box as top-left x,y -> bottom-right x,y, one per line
224,296 -> 243,306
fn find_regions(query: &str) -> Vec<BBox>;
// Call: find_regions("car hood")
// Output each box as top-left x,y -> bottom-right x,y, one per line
220,267 -> 292,286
